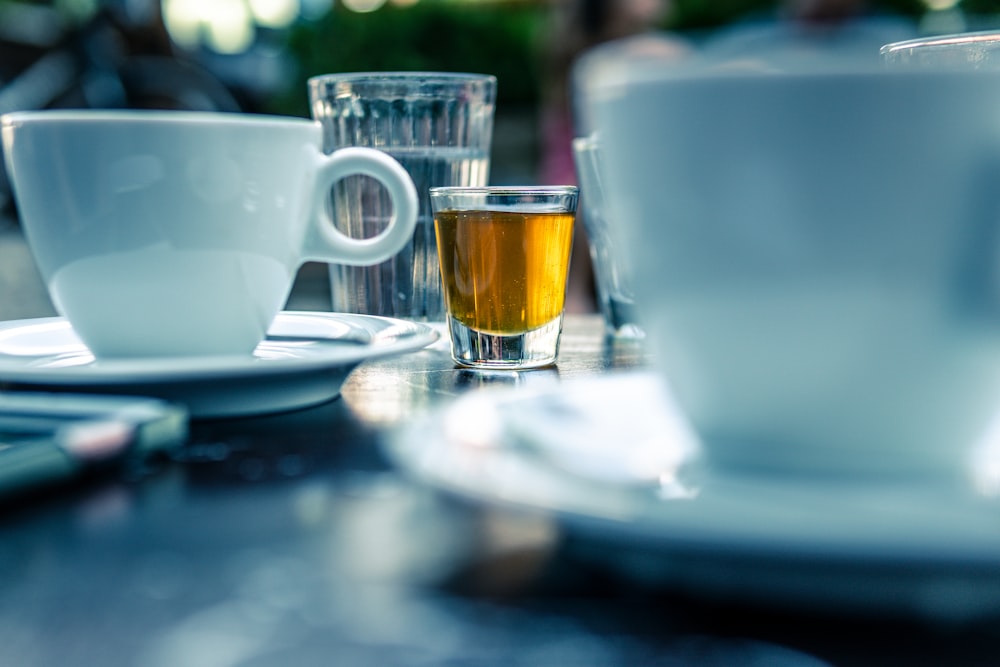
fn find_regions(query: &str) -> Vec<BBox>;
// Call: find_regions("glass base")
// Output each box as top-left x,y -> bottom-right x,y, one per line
447,315 -> 563,369
598,293 -> 646,339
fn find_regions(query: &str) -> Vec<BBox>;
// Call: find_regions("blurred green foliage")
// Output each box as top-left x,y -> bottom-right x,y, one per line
963,0 -> 1000,13
667,0 -> 929,30
6,0 -> 1000,119
668,0 -> 776,30
254,0 -> 995,116
272,2 -> 545,117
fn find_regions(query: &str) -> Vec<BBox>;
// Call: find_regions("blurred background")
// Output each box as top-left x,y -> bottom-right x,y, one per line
2,0 -> 1000,318
3,0 -> 1000,193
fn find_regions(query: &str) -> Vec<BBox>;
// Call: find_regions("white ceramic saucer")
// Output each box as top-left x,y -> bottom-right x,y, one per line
387,372 -> 1000,621
0,311 -> 438,418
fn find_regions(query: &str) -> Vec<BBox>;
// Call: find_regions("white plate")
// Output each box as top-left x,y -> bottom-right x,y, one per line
0,312 -> 438,418
387,372 -> 1000,620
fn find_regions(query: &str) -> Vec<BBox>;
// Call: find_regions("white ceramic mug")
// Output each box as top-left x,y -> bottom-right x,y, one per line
586,59 -> 1000,480
2,110 -> 418,358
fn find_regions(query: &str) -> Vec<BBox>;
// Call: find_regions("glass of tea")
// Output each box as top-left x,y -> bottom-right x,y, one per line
429,186 -> 579,369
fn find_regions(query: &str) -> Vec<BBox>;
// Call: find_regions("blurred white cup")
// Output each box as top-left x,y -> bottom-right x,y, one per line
585,54 -> 1000,481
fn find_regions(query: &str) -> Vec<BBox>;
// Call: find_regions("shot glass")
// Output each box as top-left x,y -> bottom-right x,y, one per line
572,134 -> 644,339
308,72 -> 496,321
430,186 -> 578,369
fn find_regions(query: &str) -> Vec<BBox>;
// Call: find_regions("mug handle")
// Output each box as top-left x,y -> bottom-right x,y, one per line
303,146 -> 418,266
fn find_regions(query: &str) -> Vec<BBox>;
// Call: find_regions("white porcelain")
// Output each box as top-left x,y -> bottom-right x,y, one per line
0,311 -> 438,417
388,373 -> 1000,619
1,110 -> 419,359
582,56 -> 1000,479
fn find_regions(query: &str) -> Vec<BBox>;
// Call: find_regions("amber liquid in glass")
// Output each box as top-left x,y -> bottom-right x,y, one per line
434,209 -> 575,334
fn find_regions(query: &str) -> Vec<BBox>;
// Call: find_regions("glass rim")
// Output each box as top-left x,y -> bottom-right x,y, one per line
430,186 -> 577,197
881,30 -> 1000,56
308,71 -> 497,86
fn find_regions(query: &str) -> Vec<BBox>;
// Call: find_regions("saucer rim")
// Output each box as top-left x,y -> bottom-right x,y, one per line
0,311 -> 439,385
386,371 -> 1000,617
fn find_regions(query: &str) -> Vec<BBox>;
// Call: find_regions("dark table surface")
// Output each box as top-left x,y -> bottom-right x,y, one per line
2,314 -> 1000,667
